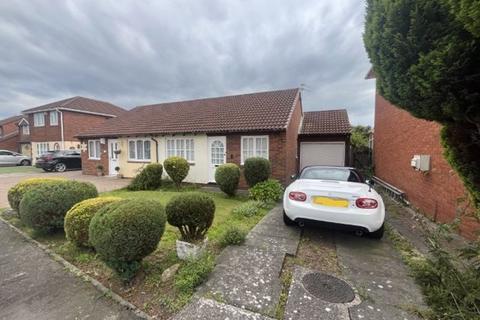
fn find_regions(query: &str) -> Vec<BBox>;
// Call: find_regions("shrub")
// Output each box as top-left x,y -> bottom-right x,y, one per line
231,201 -> 263,217
166,192 -> 215,242
243,157 -> 271,187
219,226 -> 247,247
249,179 -> 283,203
19,181 -> 98,233
128,163 -> 163,191
164,157 -> 190,188
89,199 -> 166,280
8,178 -> 66,213
175,253 -> 215,293
64,197 -> 121,248
215,163 -> 241,196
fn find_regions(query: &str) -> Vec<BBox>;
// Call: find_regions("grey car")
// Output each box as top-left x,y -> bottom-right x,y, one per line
0,150 -> 32,166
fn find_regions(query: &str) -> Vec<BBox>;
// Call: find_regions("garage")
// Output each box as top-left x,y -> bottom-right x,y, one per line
300,141 -> 345,169
298,110 -> 351,171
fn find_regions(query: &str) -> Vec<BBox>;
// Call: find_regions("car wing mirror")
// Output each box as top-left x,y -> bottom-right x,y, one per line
366,179 -> 374,186
290,174 -> 297,180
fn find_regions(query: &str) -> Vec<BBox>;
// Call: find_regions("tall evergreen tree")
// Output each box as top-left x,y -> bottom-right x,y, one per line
364,0 -> 480,214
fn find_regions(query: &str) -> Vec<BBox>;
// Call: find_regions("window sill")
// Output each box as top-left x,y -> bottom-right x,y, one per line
128,160 -> 152,163
89,157 -> 101,160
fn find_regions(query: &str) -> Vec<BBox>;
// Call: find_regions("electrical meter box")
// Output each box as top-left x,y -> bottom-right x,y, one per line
411,155 -> 430,172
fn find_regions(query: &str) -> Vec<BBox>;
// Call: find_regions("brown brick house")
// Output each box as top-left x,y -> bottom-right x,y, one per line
371,84 -> 479,239
0,115 -> 23,152
77,88 -> 351,187
21,96 -> 125,162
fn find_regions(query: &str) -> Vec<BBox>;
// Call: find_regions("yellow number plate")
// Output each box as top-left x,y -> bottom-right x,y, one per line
312,196 -> 349,208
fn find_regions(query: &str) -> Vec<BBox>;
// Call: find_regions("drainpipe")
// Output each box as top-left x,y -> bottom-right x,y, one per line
57,108 -> 65,150
151,136 -> 159,163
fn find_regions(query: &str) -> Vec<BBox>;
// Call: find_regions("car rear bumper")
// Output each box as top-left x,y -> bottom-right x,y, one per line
283,199 -> 385,232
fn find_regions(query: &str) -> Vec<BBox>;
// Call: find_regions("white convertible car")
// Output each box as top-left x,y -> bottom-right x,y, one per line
283,166 -> 385,239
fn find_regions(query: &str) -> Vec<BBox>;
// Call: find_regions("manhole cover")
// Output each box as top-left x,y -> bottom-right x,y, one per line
302,272 -> 355,303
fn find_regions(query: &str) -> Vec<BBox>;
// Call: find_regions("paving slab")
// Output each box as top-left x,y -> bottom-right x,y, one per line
0,220 -> 140,320
175,298 -> 274,320
284,266 -> 360,320
335,234 -> 427,319
177,206 -> 301,319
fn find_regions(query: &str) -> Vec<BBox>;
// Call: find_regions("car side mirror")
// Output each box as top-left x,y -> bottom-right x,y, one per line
366,179 -> 374,186
290,174 -> 297,180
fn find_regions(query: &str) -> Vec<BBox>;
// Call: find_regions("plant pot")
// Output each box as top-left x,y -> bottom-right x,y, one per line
116,173 -> 123,179
176,238 -> 208,261
96,171 -> 103,177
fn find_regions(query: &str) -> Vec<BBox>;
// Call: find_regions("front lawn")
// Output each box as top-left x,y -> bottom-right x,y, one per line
0,166 -> 43,175
2,188 -> 269,319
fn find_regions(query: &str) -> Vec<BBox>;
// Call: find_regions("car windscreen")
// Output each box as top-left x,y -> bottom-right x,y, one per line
300,167 -> 362,183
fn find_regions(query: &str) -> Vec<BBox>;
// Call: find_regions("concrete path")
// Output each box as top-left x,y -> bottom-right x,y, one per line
0,220 -> 140,320
0,170 -> 130,208
175,206 -> 301,319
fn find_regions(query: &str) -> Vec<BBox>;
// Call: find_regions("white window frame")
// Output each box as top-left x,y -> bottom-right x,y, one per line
36,142 -> 49,156
49,111 -> 58,126
166,137 -> 195,163
88,140 -> 101,160
128,139 -> 152,162
22,125 -> 30,135
33,112 -> 45,127
240,135 -> 269,164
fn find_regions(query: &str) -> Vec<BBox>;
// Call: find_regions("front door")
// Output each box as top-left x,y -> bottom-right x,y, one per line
108,139 -> 120,175
208,136 -> 226,183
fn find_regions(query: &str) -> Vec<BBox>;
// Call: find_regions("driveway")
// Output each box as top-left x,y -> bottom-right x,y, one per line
0,171 -> 130,208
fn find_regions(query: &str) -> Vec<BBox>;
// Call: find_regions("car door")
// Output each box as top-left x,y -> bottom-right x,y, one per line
70,151 -> 82,169
0,151 -> 15,165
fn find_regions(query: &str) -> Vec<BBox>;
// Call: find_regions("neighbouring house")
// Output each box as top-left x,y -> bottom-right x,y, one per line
21,96 -> 125,163
368,71 -> 479,239
298,110 -> 351,170
76,88 -> 351,187
0,115 -> 23,152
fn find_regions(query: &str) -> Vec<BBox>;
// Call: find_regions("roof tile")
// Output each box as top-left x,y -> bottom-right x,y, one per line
300,110 -> 351,135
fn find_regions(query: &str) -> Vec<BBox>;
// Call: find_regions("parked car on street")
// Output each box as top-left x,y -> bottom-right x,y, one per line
283,165 -> 385,238
35,150 -> 82,172
0,149 -> 31,166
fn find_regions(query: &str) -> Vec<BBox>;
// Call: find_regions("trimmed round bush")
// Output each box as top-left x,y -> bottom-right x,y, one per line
166,192 -> 215,242
8,178 -> 66,213
243,157 -> 271,187
249,179 -> 283,203
64,197 -> 121,248
89,199 -> 166,280
128,163 -> 163,191
215,163 -> 241,196
164,157 -> 189,188
19,181 -> 98,233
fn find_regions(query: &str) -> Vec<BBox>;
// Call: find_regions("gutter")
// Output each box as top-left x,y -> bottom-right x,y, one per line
151,136 -> 159,163
57,108 -> 65,149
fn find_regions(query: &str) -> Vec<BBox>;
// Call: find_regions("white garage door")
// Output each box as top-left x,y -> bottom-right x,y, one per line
300,142 -> 346,170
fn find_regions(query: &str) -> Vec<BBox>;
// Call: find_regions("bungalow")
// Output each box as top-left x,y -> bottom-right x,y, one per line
77,88 -> 351,187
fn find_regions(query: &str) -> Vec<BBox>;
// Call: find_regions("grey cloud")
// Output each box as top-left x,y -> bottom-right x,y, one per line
0,0 -> 375,125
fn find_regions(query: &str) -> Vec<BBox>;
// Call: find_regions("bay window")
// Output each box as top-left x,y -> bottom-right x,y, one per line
166,138 -> 195,162
128,139 -> 151,161
241,136 -> 269,164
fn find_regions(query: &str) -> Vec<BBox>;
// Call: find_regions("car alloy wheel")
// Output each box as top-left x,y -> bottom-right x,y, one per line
55,163 -> 67,172
20,160 -> 30,166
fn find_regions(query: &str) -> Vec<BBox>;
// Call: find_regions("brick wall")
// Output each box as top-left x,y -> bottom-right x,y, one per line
225,132 -> 288,189
29,111 -> 113,143
374,93 -> 479,239
284,93 -> 303,183
81,141 -> 109,175
0,132 -> 20,151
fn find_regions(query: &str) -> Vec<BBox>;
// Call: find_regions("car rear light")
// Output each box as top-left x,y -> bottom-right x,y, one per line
289,191 -> 307,202
355,198 -> 378,209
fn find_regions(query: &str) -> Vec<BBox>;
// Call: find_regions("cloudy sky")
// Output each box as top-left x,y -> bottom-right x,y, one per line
0,0 -> 375,125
